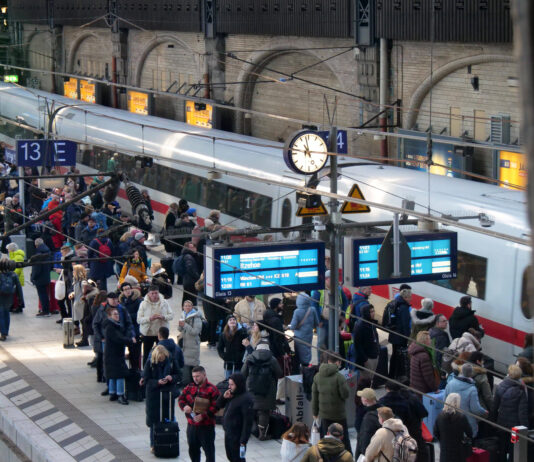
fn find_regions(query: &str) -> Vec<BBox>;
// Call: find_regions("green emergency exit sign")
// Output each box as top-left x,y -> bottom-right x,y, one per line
4,75 -> 19,83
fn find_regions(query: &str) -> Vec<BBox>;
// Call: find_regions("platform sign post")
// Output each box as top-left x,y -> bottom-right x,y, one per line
16,140 -> 77,167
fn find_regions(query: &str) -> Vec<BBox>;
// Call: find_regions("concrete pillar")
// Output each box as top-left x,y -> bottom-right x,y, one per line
111,28 -> 128,108
204,35 -> 225,103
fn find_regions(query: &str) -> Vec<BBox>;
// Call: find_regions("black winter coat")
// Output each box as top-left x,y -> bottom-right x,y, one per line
143,357 -> 181,427
429,327 -> 451,369
434,411 -> 473,462
30,244 -> 52,286
217,328 -> 247,370
262,308 -> 290,359
449,306 -> 481,340
352,304 -> 379,365
180,248 -> 200,289
103,319 -> 132,380
152,271 -> 172,299
216,391 -> 254,444
378,390 -> 427,440
355,403 -> 381,459
492,377 -> 529,429
119,289 -> 143,337
387,296 -> 411,346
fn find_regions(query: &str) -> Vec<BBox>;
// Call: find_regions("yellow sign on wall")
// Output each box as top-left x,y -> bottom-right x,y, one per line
127,90 -> 150,116
499,151 -> 527,190
79,80 -> 96,103
63,78 -> 79,100
186,101 -> 213,129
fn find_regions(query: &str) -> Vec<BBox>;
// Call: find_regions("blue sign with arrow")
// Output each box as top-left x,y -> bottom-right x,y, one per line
16,140 -> 77,167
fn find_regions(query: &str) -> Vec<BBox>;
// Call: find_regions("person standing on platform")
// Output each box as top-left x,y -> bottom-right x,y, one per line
234,295 -> 266,325
347,286 -> 371,332
178,366 -> 219,462
408,330 -> 438,395
6,242 -> 25,313
31,238 -> 52,317
217,314 -> 247,379
88,231 -> 114,291
355,388 -> 381,460
216,372 -> 253,462
311,351 -> 352,454
449,296 -> 482,340
0,261 -> 22,341
263,297 -> 291,365
119,282 -> 143,370
289,293 -> 319,367
137,285 -> 174,368
180,241 -> 201,305
384,285 -> 412,380
300,423 -> 352,462
365,407 -> 409,462
178,299 -> 203,385
352,303 -> 380,381
429,314 -> 451,371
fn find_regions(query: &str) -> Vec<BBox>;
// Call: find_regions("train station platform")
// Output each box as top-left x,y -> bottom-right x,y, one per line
0,250 -> 306,462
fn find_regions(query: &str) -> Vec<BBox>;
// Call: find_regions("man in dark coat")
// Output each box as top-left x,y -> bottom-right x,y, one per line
449,296 -> 482,340
31,238 -> 52,317
180,241 -> 200,305
119,282 -> 143,369
103,306 -> 133,404
355,388 -> 381,460
80,217 -> 99,244
352,304 -> 379,381
262,298 -> 290,362
241,342 -> 283,440
429,314 -> 451,370
216,372 -> 253,462
386,286 -> 412,380
88,232 -> 114,291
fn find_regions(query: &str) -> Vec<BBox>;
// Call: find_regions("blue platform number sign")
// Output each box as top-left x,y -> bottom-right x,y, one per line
318,130 -> 348,154
16,140 -> 77,167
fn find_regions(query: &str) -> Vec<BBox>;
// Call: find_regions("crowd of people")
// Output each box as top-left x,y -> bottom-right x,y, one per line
0,165 -> 532,462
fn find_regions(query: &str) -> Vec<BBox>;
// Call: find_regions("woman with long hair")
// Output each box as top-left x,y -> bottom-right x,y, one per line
119,250 -> 147,285
242,322 -> 269,360
434,393 -> 473,462
217,314 -> 247,378
281,422 -> 311,462
70,264 -> 88,323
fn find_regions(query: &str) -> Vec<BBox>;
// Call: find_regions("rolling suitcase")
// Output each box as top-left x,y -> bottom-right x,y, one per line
372,345 -> 389,387
63,318 -> 74,348
467,448 -> 490,462
153,391 -> 179,458
160,258 -> 175,285
126,369 -> 145,402
269,409 -> 291,439
422,389 -> 445,437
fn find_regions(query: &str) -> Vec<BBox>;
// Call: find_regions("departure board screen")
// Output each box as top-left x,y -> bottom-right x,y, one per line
205,242 -> 325,298
353,232 -> 457,285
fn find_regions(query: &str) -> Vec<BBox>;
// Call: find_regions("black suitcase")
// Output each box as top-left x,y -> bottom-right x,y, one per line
269,410 -> 291,439
153,392 -> 179,458
160,258 -> 175,285
372,345 -> 389,387
126,369 -> 145,402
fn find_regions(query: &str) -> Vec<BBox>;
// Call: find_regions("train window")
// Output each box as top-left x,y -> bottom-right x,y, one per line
281,198 -> 291,237
81,148 -> 273,227
521,266 -> 532,319
431,250 -> 487,300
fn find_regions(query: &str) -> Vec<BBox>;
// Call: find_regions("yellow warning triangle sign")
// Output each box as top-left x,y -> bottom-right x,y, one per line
296,201 -> 328,217
341,184 -> 371,214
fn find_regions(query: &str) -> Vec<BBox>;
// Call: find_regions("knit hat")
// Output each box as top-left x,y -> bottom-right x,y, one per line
357,388 -> 376,401
134,232 -> 145,241
269,298 -> 282,311
107,291 -> 119,299
226,314 -> 237,323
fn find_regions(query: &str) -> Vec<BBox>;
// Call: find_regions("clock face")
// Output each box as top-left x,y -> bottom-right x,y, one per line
284,130 -> 329,174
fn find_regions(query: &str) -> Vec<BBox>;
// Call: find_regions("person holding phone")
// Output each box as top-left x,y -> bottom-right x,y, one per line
216,373 -> 253,462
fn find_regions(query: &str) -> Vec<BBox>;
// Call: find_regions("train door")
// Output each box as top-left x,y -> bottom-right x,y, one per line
512,245 -> 532,355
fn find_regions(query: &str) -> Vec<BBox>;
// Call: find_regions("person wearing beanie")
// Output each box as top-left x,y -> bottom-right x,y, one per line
217,314 -> 248,378
445,363 -> 488,437
449,295 -> 482,340
241,341 -> 282,440
409,297 -> 436,339
289,294 -> 320,366
263,297 -> 291,363
301,422 -> 353,462
130,231 -> 148,268
216,373 -> 253,461
385,287 -> 413,380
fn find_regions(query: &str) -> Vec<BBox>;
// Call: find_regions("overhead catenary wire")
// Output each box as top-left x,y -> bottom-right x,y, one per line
5,203 -> 534,444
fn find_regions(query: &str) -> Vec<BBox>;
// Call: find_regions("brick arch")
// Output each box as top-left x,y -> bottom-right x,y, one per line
133,35 -> 198,87
25,30 -> 51,64
66,32 -> 100,73
233,46 -> 348,134
405,54 -> 515,129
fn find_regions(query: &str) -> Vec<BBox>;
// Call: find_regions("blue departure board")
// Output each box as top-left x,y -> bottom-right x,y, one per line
352,232 -> 457,285
205,242 -> 325,298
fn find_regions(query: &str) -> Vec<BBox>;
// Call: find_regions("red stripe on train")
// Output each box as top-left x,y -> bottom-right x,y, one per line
372,285 -> 526,347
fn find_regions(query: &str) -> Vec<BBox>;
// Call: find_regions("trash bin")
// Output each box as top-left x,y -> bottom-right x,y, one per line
284,375 -> 313,429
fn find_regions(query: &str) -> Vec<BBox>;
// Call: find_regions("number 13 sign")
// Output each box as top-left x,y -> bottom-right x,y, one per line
16,140 -> 77,167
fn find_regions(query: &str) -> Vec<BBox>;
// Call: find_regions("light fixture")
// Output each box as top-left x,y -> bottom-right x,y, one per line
207,170 -> 222,181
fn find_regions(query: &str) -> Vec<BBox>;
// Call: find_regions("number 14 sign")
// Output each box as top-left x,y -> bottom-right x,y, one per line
16,140 -> 77,167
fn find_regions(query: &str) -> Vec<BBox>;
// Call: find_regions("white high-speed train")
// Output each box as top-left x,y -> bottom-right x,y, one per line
0,83 -> 530,371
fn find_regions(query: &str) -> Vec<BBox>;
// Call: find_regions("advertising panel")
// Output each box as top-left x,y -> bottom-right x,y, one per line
499,150 -> 527,190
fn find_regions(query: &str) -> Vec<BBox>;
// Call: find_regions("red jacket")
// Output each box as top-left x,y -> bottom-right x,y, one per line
178,380 -> 219,426
50,212 -> 65,249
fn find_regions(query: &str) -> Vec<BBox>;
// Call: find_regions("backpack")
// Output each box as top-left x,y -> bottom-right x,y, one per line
385,428 -> 418,462
382,299 -> 398,329
95,239 -> 112,264
441,346 -> 457,374
0,272 -> 15,295
247,356 -> 273,396
313,446 -> 348,462
173,255 -> 186,277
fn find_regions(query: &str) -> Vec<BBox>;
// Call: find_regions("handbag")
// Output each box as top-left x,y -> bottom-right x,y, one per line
192,396 -> 210,414
310,419 -> 321,445
55,270 -> 66,300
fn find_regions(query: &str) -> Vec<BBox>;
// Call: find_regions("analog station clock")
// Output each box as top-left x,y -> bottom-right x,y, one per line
283,130 -> 329,174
